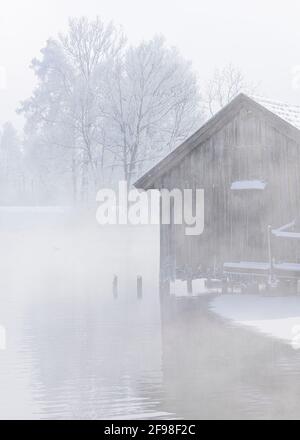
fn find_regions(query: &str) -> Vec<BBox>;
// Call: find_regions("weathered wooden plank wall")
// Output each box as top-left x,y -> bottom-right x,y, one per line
158,107 -> 300,282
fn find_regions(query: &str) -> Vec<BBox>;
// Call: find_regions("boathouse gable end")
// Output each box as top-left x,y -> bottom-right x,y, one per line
135,93 -> 300,290
135,94 -> 300,191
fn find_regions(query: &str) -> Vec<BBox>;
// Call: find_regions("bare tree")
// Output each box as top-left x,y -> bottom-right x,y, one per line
205,63 -> 256,117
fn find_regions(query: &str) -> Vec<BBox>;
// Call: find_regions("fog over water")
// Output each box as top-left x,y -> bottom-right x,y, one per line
0,208 -> 300,420
0,208 -> 163,419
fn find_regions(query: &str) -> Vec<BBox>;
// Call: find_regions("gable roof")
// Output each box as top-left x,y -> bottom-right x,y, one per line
134,93 -> 300,190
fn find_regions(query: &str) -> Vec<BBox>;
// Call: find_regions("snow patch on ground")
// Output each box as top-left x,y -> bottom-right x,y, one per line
170,278 -> 216,297
211,294 -> 300,349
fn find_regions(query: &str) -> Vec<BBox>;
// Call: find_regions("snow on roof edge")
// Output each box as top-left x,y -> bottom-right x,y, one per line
250,94 -> 300,131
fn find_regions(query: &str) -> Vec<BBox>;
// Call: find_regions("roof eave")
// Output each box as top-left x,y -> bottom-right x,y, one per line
134,93 -> 300,190
134,93 -> 249,189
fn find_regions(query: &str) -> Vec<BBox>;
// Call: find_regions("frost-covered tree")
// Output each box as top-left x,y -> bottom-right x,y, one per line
19,17 -> 125,202
19,18 -> 202,200
102,37 -> 202,185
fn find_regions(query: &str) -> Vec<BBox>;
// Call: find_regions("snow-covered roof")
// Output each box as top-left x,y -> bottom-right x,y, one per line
231,180 -> 266,191
224,261 -> 270,271
272,220 -> 300,238
252,95 -> 300,131
224,261 -> 300,273
274,263 -> 300,273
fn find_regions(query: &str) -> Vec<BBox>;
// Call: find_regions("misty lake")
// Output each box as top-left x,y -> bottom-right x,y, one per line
2,208 -> 300,420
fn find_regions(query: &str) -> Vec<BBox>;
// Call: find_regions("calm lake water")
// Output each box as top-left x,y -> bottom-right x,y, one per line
1,208 -> 300,420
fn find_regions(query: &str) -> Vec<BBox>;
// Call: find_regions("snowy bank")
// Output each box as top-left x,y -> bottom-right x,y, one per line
211,294 -> 300,350
170,278 -> 221,297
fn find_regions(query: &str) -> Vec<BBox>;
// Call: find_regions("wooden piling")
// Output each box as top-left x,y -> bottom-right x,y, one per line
187,278 -> 193,295
113,275 -> 118,299
137,276 -> 143,300
222,279 -> 228,295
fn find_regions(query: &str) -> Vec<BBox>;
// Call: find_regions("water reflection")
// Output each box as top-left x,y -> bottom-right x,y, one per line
21,297 -> 165,420
2,209 -> 300,419
161,295 -> 300,419
0,209 -> 167,420
1,288 -> 169,419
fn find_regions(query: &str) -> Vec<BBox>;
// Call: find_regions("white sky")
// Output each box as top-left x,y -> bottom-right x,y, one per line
0,0 -> 300,130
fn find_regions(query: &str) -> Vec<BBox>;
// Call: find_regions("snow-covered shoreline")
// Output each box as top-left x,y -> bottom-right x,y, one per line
210,294 -> 300,350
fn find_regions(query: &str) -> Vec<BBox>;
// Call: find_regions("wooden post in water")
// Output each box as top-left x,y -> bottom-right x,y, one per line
137,276 -> 143,300
222,278 -> 228,295
113,275 -> 118,300
186,265 -> 193,295
187,277 -> 193,295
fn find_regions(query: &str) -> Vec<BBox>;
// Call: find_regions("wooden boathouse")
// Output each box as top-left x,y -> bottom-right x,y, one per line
135,93 -> 300,294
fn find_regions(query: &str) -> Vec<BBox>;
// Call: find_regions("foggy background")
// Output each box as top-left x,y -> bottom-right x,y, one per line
1,0 -> 300,130
1,0 -> 300,205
